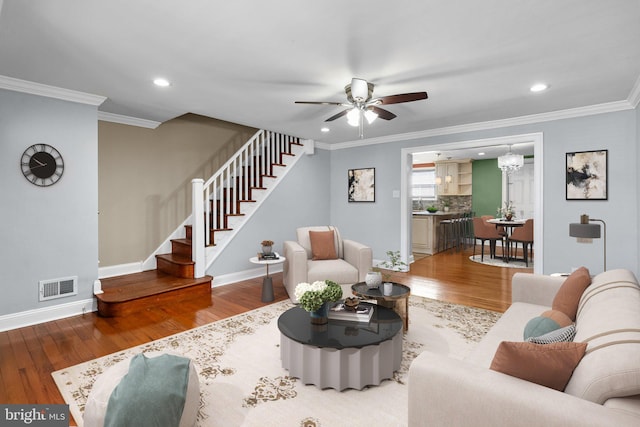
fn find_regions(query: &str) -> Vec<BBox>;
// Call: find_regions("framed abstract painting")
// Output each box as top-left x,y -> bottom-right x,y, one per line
348,168 -> 375,202
566,150 -> 608,200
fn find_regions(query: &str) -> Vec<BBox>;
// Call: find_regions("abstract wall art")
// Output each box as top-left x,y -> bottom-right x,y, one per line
348,167 -> 375,202
566,150 -> 608,200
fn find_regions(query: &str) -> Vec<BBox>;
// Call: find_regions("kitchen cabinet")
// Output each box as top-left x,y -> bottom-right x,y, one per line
412,212 -> 462,254
435,159 -> 472,195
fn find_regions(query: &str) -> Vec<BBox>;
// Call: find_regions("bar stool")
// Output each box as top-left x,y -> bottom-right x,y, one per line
438,218 -> 456,252
438,214 -> 463,252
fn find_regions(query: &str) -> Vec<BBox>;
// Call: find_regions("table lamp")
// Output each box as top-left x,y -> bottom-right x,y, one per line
569,214 -> 606,271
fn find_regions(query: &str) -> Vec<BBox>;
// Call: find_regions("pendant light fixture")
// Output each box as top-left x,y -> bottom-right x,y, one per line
498,145 -> 524,174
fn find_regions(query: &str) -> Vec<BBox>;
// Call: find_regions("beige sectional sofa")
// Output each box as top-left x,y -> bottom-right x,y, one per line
408,269 -> 640,426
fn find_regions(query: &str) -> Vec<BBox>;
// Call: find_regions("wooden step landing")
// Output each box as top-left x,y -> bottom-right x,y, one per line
96,270 -> 213,317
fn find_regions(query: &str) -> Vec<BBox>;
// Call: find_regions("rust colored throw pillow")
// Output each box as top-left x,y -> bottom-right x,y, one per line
490,341 -> 587,391
309,230 -> 338,260
552,267 -> 591,321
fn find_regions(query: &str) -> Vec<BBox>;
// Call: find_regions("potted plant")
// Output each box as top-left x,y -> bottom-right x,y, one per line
294,280 -> 343,324
261,240 -> 274,255
499,201 -> 515,220
378,250 -> 407,283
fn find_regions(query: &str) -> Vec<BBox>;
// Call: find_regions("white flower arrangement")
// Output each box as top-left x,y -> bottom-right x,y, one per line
294,280 -> 343,312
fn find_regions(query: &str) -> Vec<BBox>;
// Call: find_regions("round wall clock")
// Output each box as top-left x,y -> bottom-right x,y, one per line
21,144 -> 64,187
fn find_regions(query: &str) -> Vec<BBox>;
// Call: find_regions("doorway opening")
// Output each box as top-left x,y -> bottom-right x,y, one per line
400,133 -> 544,274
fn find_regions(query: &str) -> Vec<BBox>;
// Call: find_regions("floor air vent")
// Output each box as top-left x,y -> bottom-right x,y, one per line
39,276 -> 78,301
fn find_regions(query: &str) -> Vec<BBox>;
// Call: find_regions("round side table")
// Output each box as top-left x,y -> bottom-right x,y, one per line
249,253 -> 286,302
351,282 -> 411,332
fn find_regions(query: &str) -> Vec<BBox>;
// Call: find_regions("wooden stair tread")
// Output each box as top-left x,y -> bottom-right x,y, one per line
97,270 -> 212,303
156,253 -> 193,265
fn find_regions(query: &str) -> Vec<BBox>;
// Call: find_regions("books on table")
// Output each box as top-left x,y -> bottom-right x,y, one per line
328,302 -> 373,323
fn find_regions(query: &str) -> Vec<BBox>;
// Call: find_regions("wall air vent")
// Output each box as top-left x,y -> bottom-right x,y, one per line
39,276 -> 78,301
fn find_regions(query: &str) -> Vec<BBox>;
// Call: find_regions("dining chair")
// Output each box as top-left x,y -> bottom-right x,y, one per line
509,219 -> 534,266
472,217 -> 504,261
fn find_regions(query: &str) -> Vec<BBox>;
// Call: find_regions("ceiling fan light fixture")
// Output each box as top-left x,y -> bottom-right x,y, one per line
364,109 -> 378,124
346,108 -> 360,127
351,78 -> 369,101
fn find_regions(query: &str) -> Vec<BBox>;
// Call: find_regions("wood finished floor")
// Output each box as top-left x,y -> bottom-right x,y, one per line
0,247 -> 530,425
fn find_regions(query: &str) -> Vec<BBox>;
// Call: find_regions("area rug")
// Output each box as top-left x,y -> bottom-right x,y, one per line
52,296 -> 501,427
469,254 -> 533,269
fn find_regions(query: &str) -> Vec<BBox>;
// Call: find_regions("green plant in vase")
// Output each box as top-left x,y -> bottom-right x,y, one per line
378,250 -> 407,283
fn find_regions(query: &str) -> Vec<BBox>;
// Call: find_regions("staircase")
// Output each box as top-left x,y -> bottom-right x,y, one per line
96,130 -> 306,317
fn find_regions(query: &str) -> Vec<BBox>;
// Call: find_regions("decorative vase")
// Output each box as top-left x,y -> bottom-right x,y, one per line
365,271 -> 382,289
262,245 -> 273,255
505,214 -> 513,221
309,301 -> 329,324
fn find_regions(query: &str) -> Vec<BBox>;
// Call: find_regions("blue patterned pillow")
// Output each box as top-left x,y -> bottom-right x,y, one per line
527,324 -> 576,344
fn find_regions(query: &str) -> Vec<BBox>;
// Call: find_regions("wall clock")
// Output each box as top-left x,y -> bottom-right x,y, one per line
21,144 -> 64,187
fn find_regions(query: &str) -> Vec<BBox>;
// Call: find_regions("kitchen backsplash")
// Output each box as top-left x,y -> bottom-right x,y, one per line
413,195 -> 472,212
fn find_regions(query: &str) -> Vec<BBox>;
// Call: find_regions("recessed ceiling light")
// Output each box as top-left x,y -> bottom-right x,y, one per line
530,83 -> 548,93
321,127 -> 330,132
153,78 -> 171,87
478,152 -> 485,156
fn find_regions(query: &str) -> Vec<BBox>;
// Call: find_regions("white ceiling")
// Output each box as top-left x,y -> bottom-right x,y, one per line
1,1 -> 639,145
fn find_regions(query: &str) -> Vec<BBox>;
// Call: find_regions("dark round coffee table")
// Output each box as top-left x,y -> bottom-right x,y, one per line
277,303 -> 402,390
351,282 -> 411,332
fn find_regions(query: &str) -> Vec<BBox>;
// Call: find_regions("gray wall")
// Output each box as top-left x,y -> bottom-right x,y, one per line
0,89 -> 98,316
1,84 -> 637,320
208,148 -> 331,277
329,109 -> 638,276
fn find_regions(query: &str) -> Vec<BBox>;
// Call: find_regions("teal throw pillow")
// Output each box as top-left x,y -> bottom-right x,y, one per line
523,316 -> 560,340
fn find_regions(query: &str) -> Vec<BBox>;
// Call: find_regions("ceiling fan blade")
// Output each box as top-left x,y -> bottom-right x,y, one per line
370,106 -> 397,120
377,92 -> 428,105
325,109 -> 350,122
295,101 -> 344,106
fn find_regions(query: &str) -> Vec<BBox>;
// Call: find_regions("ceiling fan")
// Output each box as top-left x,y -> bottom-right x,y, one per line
295,78 -> 428,138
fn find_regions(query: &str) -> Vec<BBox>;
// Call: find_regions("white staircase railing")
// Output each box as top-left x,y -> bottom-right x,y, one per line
191,129 -> 302,277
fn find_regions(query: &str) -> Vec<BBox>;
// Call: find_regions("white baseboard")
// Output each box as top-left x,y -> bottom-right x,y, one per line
1,264 -> 287,332
212,265 -> 284,287
0,298 -> 97,332
98,262 -> 143,278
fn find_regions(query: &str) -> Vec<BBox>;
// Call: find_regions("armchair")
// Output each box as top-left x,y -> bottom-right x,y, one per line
282,226 -> 372,303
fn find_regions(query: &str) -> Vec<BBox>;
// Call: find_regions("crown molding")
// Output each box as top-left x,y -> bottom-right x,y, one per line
628,74 -> 640,108
326,100 -> 634,150
0,74 -> 106,106
98,111 -> 161,129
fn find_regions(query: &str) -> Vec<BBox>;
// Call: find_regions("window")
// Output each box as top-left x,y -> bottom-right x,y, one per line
412,167 -> 436,200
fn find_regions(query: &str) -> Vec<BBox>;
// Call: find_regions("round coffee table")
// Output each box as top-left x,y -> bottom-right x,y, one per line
351,282 -> 411,332
277,303 -> 402,391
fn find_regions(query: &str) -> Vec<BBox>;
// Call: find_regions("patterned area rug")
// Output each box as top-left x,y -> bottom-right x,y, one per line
469,254 -> 533,269
52,296 -> 501,427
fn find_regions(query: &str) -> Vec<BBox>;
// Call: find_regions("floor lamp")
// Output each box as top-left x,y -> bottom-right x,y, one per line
569,214 -> 606,271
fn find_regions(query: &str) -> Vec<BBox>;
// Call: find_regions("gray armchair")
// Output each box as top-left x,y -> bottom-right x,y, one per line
282,226 -> 372,303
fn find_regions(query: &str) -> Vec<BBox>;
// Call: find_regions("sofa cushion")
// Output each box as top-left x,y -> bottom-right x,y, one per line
490,341 -> 587,391
296,226 -> 343,259
523,316 -> 562,340
309,230 -> 338,260
552,266 -> 591,321
306,259 -> 358,284
527,324 -> 576,344
466,302 -> 549,368
565,269 -> 640,404
523,309 -> 572,339
84,352 -> 200,427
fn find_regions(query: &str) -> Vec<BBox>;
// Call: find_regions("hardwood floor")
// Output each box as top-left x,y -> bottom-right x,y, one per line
0,247 -> 529,425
